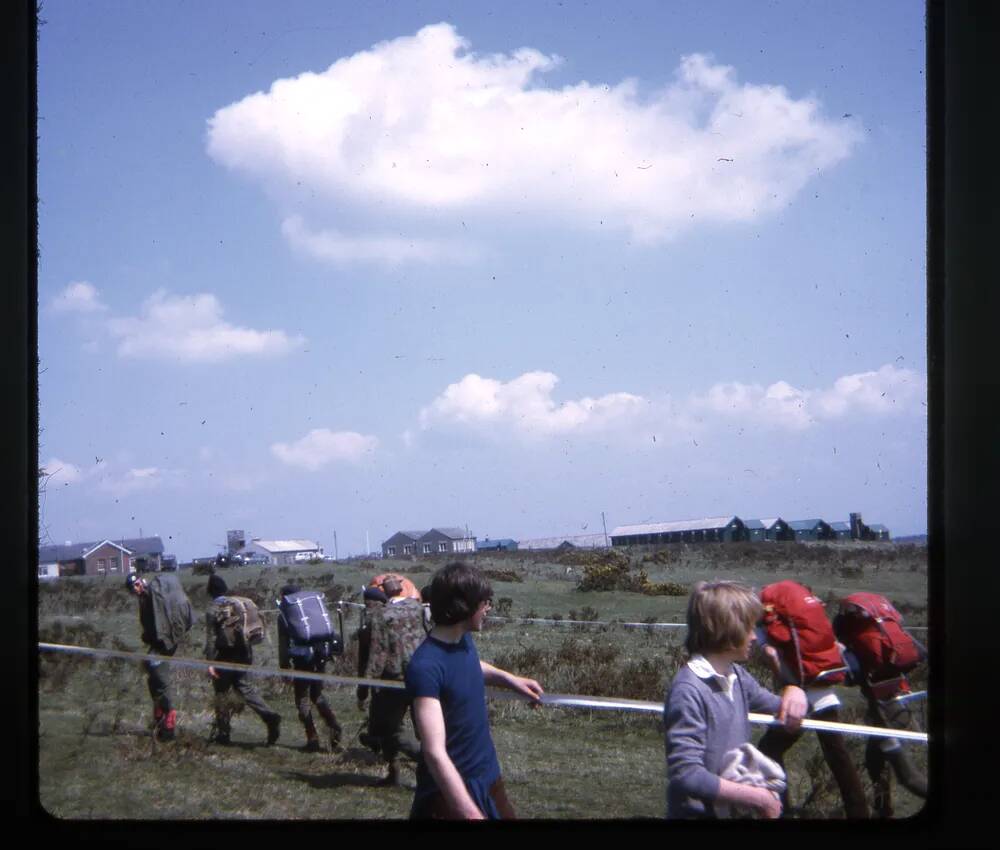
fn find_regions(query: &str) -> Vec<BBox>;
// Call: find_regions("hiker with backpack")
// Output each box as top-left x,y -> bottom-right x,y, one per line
276,582 -> 344,753
357,575 -> 426,786
833,592 -> 928,817
755,580 -> 870,818
126,570 -> 194,741
204,574 -> 282,746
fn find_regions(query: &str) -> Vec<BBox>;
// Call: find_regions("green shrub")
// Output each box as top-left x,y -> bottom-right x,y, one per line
481,568 -> 523,583
493,637 -> 682,702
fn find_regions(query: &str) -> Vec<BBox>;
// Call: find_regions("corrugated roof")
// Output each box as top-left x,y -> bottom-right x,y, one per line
787,519 -> 827,531
611,517 -> 739,537
251,539 -> 320,553
517,533 -> 608,550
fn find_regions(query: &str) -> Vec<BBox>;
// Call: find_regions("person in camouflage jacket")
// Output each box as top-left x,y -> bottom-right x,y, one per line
358,576 -> 426,785
204,574 -> 281,746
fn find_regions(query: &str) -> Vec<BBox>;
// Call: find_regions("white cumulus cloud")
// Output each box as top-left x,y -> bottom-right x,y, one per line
106,290 -> 305,363
691,364 -> 924,430
51,281 -> 106,313
271,429 -> 379,471
206,23 -> 859,256
419,371 -> 646,437
418,364 -> 924,443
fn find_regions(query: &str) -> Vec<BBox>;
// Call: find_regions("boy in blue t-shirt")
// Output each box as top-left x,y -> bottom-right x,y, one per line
406,562 -> 544,819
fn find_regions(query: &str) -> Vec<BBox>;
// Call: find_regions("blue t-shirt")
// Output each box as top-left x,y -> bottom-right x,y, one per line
405,632 -> 501,816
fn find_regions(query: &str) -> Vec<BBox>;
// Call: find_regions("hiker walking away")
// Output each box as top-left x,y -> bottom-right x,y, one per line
126,571 -> 194,741
204,574 -> 281,746
277,582 -> 344,752
358,576 -> 425,785
406,562 -> 544,820
833,592 -> 928,817
755,580 -> 870,819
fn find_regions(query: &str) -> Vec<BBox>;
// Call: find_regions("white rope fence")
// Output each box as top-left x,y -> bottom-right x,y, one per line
37,641 -> 927,744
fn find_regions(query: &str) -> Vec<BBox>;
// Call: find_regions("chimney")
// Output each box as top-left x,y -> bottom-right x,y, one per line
849,512 -> 863,540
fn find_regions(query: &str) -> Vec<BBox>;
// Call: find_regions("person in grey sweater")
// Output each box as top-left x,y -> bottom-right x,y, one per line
664,581 -> 808,819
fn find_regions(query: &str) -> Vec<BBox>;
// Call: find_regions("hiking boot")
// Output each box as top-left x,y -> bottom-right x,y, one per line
265,716 -> 281,746
303,738 -> 321,753
359,732 -> 381,754
212,732 -> 231,746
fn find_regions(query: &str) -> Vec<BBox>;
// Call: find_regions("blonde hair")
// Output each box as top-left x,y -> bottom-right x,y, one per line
685,580 -> 762,655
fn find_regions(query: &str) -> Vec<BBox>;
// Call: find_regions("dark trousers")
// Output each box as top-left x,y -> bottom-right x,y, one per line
410,778 -> 516,820
758,706 -> 870,819
291,657 -> 341,737
369,686 -> 421,763
212,669 -> 280,735
864,694 -> 927,817
143,644 -> 175,714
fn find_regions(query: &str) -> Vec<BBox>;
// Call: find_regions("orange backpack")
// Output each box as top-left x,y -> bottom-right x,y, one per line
368,573 -> 421,601
760,581 -> 846,686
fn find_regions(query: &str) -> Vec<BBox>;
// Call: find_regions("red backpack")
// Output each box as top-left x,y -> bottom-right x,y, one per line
760,581 -> 846,686
835,592 -> 925,684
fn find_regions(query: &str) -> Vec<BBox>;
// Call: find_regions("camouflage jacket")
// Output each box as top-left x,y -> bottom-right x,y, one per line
204,599 -> 253,664
361,597 -> 426,681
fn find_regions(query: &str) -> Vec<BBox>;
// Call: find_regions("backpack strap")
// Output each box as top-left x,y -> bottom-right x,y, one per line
786,616 -> 806,686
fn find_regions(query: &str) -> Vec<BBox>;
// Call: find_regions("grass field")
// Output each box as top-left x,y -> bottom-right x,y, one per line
37,542 -> 928,820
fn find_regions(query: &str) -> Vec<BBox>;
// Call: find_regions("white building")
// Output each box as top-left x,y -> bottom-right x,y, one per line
241,538 -> 323,566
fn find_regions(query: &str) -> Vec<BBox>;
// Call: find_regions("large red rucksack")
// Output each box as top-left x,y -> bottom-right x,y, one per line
760,581 -> 846,686
834,592 -> 925,685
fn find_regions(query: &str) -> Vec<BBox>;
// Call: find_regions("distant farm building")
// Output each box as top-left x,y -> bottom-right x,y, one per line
868,523 -> 891,541
759,518 -> 794,541
517,533 -> 608,551
743,520 -> 768,542
476,538 -> 519,552
830,521 -> 853,541
419,528 -> 477,555
382,528 -> 476,557
787,519 -> 836,541
38,536 -> 165,578
382,531 -> 426,558
611,517 -> 745,546
241,538 -> 323,566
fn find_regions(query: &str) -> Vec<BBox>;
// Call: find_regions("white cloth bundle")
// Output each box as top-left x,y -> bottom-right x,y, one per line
715,742 -> 787,818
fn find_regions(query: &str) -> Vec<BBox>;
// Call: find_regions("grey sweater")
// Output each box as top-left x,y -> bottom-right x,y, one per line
664,663 -> 783,819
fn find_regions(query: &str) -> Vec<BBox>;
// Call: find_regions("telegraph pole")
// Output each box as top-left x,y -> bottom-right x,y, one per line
333,530 -> 338,561
601,512 -> 609,548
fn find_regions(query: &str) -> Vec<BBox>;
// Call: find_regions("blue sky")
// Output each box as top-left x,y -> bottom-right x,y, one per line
37,1 -> 926,560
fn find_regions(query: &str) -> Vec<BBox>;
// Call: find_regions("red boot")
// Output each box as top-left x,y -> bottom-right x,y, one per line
159,709 -> 177,741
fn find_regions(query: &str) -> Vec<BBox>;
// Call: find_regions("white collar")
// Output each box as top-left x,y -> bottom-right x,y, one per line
687,654 -> 738,701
